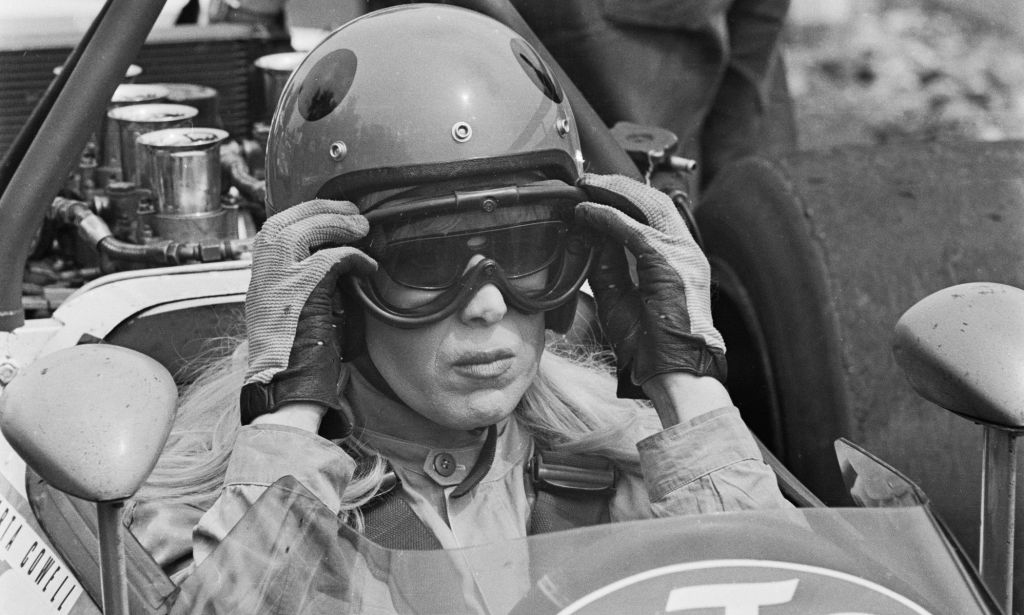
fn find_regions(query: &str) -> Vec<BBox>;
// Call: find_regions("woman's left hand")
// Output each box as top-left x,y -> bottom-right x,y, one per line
575,174 -> 726,397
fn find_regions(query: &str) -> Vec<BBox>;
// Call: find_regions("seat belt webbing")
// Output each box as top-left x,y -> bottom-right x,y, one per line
359,450 -> 616,547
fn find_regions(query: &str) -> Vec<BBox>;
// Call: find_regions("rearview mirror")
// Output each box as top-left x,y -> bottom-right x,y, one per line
0,344 -> 177,501
893,282 -> 1024,429
0,344 -> 177,615
893,281 -> 1024,613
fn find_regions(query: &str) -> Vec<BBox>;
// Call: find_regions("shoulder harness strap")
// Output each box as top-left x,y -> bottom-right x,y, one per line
357,449 -> 618,548
360,471 -> 443,550
526,450 -> 617,534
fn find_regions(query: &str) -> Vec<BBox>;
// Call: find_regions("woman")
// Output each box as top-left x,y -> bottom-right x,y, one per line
127,5 -> 788,611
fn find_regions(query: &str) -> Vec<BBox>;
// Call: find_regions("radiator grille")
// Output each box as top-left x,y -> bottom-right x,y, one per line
0,25 -> 290,159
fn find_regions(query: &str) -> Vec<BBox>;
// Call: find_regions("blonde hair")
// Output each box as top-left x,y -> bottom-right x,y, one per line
132,339 -> 657,526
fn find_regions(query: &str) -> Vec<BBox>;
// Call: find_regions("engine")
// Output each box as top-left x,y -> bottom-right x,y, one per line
6,25 -> 299,319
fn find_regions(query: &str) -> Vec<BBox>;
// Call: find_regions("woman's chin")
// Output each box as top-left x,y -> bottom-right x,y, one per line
437,390 -> 521,431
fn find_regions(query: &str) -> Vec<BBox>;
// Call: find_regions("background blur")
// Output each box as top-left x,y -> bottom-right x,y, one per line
2,0 -> 1021,153
788,0 -> 1024,150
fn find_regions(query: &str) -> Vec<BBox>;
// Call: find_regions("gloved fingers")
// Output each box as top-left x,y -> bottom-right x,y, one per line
576,200 -> 669,261
580,173 -> 689,238
298,248 -> 378,317
257,201 -> 363,252
301,246 -> 378,281
259,199 -> 362,235
261,212 -> 370,263
254,206 -> 369,265
577,200 -> 712,289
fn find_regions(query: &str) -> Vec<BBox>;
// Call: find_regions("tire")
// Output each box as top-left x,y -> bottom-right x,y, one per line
697,156 -> 851,504
694,141 -> 1024,550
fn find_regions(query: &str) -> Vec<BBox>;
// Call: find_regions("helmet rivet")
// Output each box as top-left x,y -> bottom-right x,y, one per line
329,141 -> 348,161
483,263 -> 496,276
481,198 -> 498,212
555,117 -> 571,137
451,122 -> 473,143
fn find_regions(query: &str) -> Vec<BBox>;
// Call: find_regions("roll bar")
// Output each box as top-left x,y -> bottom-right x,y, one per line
0,0 -> 167,331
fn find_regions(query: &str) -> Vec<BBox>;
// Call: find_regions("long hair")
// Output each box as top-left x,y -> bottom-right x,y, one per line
132,338 -> 657,526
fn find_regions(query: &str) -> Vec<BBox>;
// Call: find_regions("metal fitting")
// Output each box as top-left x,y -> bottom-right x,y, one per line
0,360 -> 18,385
669,155 -> 698,173
451,122 -> 473,143
329,141 -> 348,161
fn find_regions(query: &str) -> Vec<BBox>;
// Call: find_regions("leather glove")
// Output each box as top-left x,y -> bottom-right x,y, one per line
575,174 -> 726,398
240,200 -> 376,430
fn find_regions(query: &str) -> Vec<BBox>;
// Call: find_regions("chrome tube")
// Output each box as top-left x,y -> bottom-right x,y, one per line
139,127 -> 231,242
980,427 -> 1018,613
99,84 -> 171,180
107,103 -> 197,186
254,51 -> 306,122
158,83 -> 221,130
96,501 -> 129,615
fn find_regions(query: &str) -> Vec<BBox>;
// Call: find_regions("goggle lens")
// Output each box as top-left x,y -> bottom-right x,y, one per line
347,181 -> 595,329
378,221 -> 567,291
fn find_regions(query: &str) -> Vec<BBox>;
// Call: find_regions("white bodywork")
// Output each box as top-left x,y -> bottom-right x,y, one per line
0,262 -> 250,614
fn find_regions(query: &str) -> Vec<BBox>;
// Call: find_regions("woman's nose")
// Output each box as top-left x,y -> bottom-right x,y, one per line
460,256 -> 507,325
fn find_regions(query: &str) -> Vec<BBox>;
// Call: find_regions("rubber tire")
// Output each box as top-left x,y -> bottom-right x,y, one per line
696,156 -> 851,504
694,142 -> 1024,577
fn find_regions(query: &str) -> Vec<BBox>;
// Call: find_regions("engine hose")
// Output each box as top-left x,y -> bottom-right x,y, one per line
51,196 -> 113,246
96,236 -> 252,265
221,140 -> 267,206
52,197 -> 252,266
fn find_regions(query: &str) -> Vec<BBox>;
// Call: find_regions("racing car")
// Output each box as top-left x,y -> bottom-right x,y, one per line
0,0 -> 1022,612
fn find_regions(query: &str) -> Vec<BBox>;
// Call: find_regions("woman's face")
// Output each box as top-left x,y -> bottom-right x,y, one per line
365,272 -> 546,431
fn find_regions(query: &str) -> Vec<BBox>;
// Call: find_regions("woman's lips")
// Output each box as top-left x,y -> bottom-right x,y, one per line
451,349 -> 516,379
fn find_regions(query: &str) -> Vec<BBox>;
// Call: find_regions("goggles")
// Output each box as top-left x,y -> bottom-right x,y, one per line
345,181 -> 595,328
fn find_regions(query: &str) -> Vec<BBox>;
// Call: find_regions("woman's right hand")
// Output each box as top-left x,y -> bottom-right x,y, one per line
240,199 -> 377,433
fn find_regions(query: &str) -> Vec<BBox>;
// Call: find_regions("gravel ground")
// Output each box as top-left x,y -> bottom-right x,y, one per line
785,0 -> 1024,150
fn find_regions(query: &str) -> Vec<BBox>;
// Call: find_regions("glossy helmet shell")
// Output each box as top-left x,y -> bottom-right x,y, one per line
265,4 -> 584,215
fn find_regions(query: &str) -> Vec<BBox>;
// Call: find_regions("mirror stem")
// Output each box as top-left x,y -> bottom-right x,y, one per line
980,426 -> 1017,613
97,500 -> 129,615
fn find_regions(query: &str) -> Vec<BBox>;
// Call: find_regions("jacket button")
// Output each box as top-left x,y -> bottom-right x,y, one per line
433,452 -> 456,477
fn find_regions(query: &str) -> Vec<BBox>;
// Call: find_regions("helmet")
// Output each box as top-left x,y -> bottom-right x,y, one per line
266,4 -> 591,341
264,4 -> 584,215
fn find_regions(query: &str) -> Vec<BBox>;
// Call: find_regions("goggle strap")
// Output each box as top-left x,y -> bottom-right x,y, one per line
363,181 -> 587,225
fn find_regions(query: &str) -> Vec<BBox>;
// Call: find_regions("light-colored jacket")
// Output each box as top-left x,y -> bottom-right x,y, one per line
127,371 -> 788,612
